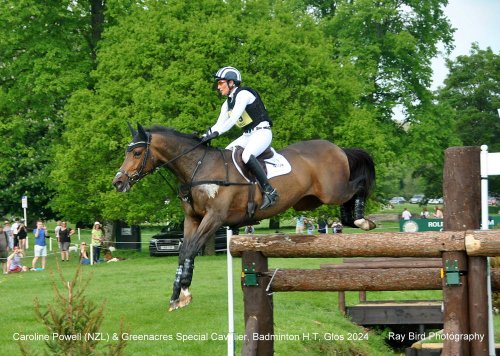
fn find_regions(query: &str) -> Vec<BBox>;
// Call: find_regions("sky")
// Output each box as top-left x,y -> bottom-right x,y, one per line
431,0 -> 500,89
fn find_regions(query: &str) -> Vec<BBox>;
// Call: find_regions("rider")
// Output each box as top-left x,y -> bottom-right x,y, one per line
201,66 -> 278,209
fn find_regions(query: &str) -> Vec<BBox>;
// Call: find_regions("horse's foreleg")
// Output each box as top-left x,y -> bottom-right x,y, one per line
169,256 -> 195,311
168,213 -> 223,311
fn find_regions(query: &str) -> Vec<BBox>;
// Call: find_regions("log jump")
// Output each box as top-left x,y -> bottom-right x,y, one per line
231,147 -> 496,356
230,229 -> 500,258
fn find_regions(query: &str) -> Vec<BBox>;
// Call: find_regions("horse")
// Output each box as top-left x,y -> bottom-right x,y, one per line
112,123 -> 376,311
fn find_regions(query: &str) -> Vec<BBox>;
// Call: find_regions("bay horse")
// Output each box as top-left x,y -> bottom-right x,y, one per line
112,124 -> 376,311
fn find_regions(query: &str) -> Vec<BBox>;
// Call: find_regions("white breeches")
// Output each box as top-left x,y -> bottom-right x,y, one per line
226,122 -> 272,163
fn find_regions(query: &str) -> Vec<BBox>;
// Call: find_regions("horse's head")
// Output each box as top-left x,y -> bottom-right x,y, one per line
113,123 -> 156,192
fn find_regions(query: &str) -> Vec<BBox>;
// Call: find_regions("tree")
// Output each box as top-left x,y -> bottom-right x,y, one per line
313,0 -> 455,123
438,44 -> 500,151
437,44 -> 500,194
0,0 -> 105,220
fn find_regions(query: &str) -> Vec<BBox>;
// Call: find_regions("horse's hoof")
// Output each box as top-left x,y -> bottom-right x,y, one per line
178,288 -> 192,308
168,289 -> 193,312
168,300 -> 179,312
354,218 -> 376,231
178,294 -> 193,309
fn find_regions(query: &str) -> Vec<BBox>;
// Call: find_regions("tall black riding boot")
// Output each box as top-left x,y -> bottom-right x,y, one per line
246,155 -> 278,209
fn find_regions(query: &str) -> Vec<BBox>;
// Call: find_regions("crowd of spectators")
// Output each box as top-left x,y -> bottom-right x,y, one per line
0,218 -> 108,275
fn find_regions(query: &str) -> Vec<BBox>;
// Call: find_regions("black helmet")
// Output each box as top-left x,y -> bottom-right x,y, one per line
214,66 -> 242,84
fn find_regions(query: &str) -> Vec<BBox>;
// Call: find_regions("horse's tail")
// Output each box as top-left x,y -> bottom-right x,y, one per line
342,148 -> 375,198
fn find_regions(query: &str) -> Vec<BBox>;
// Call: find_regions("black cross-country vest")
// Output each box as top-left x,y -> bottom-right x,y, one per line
227,86 -> 272,132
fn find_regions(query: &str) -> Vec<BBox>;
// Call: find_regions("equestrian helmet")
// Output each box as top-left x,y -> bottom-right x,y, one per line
214,66 -> 242,84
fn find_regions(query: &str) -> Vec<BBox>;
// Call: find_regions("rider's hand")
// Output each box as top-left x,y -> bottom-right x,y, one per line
200,131 -> 219,143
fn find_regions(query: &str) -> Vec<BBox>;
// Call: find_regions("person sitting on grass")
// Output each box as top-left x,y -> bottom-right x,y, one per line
80,242 -> 90,265
7,247 -> 28,273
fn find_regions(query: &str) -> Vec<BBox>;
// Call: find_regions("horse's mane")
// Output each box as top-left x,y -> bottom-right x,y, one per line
148,125 -> 202,142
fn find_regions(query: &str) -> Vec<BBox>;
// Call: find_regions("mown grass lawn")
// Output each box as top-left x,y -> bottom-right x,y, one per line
1,247 -> 403,355
3,218 -> 499,355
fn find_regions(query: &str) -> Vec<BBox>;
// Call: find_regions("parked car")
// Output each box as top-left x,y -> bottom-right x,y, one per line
409,194 -> 425,204
149,224 -> 238,256
389,196 -> 406,204
428,197 -> 444,204
149,224 -> 184,256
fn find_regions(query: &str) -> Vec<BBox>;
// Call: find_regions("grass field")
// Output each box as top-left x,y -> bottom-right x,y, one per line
2,215 -> 499,355
2,249 -> 402,355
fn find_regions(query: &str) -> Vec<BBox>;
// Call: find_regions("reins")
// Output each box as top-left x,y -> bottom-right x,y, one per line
133,132 -> 253,200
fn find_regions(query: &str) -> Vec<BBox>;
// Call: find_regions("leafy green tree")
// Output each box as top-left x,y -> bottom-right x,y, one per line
314,0 -> 455,122
437,44 -> 500,194
303,0 -> 456,199
438,44 -> 500,151
0,0 -> 105,220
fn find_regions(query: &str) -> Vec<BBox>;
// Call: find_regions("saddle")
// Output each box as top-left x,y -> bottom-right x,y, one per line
233,146 -> 274,180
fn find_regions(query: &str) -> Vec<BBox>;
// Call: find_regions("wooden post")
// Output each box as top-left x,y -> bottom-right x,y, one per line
241,251 -> 273,356
338,291 -> 346,314
443,146 -> 487,355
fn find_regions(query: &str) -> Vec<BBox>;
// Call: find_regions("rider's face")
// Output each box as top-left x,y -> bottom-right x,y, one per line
217,80 -> 231,96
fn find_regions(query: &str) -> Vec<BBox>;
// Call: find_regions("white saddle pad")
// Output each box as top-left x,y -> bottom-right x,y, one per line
232,147 -> 292,182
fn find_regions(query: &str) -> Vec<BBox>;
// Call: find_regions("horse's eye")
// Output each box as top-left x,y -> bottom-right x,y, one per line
133,150 -> 142,158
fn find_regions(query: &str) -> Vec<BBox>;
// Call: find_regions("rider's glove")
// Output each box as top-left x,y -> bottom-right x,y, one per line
200,130 -> 219,144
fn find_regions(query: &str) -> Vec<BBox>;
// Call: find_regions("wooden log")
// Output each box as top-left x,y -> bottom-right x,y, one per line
230,231 -> 467,258
468,256 -> 489,355
359,291 -> 366,302
242,316 -> 258,356
340,257 -> 443,263
265,267 -> 500,292
241,252 -> 273,356
338,291 -> 346,314
443,146 -> 479,356
465,230 -> 500,256
266,268 -> 443,292
321,259 -> 443,269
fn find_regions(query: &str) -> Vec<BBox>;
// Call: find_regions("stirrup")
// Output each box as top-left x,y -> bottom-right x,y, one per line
260,188 -> 278,209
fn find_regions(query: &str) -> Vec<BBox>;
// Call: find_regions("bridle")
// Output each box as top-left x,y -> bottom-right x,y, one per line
120,132 -> 153,185
120,130 -> 206,187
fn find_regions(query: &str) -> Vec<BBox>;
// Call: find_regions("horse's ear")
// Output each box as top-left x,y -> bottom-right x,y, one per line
137,123 -> 148,141
127,122 -> 137,138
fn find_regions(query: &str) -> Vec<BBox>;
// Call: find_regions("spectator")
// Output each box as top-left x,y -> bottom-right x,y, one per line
295,215 -> 305,234
332,220 -> 343,234
80,242 -> 90,265
0,224 -> 8,274
11,218 -> 20,248
7,247 -> 28,273
244,225 -> 255,234
420,208 -> 429,219
17,222 -> 28,250
31,220 -> 48,271
59,222 -> 75,262
4,221 -> 13,250
317,218 -> 328,234
402,208 -> 412,220
433,206 -> 444,219
91,222 -> 104,263
54,220 -> 62,250
305,218 -> 315,235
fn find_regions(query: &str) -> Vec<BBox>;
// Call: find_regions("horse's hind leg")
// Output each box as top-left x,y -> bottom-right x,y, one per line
353,196 -> 376,230
341,195 -> 376,231
340,197 -> 356,228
